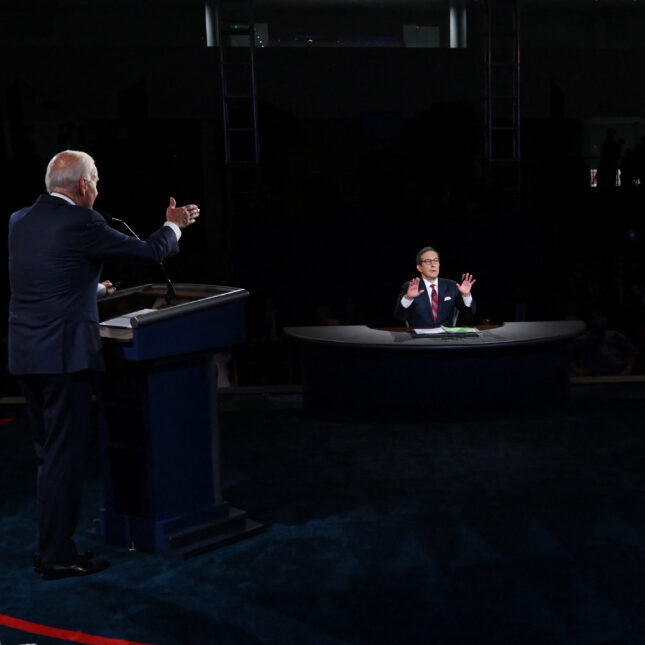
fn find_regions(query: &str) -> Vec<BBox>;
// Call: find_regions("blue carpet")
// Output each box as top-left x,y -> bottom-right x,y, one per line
1,384 -> 645,644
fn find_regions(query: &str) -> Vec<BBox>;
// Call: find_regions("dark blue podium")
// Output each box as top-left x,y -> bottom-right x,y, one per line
98,283 -> 262,557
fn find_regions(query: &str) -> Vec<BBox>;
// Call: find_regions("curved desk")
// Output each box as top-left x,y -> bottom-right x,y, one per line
285,322 -> 585,414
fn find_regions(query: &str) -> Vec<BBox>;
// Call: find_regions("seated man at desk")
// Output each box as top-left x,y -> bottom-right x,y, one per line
394,246 -> 476,328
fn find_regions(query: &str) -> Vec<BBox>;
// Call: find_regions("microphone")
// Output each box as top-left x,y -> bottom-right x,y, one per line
103,212 -> 177,305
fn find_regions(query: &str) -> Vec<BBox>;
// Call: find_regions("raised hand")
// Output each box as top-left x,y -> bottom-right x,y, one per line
405,277 -> 425,300
457,273 -> 476,297
166,196 -> 200,229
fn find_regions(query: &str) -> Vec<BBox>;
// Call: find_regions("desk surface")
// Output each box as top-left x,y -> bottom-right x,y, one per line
284,321 -> 586,350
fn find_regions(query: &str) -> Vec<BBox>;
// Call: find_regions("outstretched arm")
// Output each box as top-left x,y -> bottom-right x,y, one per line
165,197 -> 200,229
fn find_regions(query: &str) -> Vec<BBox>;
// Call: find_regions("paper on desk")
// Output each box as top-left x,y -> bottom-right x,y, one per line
100,308 -> 157,328
413,326 -> 479,335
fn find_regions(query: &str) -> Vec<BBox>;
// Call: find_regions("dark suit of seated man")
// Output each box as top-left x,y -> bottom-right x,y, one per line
394,246 -> 476,328
8,150 -> 201,580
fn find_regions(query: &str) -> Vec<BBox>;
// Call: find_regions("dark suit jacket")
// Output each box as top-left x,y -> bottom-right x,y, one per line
393,277 -> 476,328
8,193 -> 179,375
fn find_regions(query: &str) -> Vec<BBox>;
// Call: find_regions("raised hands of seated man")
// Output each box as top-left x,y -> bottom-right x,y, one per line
456,273 -> 476,298
405,276 -> 426,300
165,196 -> 200,229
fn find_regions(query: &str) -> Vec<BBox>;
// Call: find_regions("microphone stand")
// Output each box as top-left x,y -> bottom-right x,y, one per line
106,214 -> 177,306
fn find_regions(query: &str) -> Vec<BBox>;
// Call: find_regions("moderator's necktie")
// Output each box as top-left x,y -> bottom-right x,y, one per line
431,284 -> 439,323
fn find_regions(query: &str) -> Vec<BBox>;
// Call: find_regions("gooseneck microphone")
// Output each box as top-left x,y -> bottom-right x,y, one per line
103,212 -> 177,305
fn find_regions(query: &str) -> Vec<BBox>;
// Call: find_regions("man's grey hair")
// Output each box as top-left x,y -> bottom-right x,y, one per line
45,150 -> 96,192
416,246 -> 439,265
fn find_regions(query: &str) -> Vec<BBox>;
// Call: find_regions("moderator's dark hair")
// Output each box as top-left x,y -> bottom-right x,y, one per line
416,246 -> 439,265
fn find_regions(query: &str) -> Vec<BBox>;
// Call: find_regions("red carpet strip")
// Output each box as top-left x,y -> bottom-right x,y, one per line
0,614 -> 156,645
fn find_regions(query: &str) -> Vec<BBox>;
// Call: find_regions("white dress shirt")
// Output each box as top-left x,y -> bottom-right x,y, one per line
401,277 -> 472,308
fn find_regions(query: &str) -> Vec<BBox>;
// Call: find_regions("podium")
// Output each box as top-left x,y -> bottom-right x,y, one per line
97,283 -> 262,557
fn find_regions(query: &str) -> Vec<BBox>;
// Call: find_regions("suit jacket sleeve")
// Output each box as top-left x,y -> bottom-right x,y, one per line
8,199 -> 181,375
81,210 -> 179,264
455,292 -> 476,324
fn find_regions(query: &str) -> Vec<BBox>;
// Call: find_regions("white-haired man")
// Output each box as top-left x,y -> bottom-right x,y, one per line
8,150 -> 200,580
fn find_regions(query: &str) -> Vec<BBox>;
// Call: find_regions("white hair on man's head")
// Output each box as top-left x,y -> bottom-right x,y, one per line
45,150 -> 96,192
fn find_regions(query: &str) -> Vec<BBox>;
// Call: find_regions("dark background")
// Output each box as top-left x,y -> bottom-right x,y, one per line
2,0 -> 645,388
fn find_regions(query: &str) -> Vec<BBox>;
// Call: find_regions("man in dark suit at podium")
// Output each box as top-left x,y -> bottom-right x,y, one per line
394,246 -> 476,328
8,150 -> 200,580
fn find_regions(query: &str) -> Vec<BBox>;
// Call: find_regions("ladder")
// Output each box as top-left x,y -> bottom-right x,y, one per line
212,0 -> 261,278
484,0 -> 521,205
